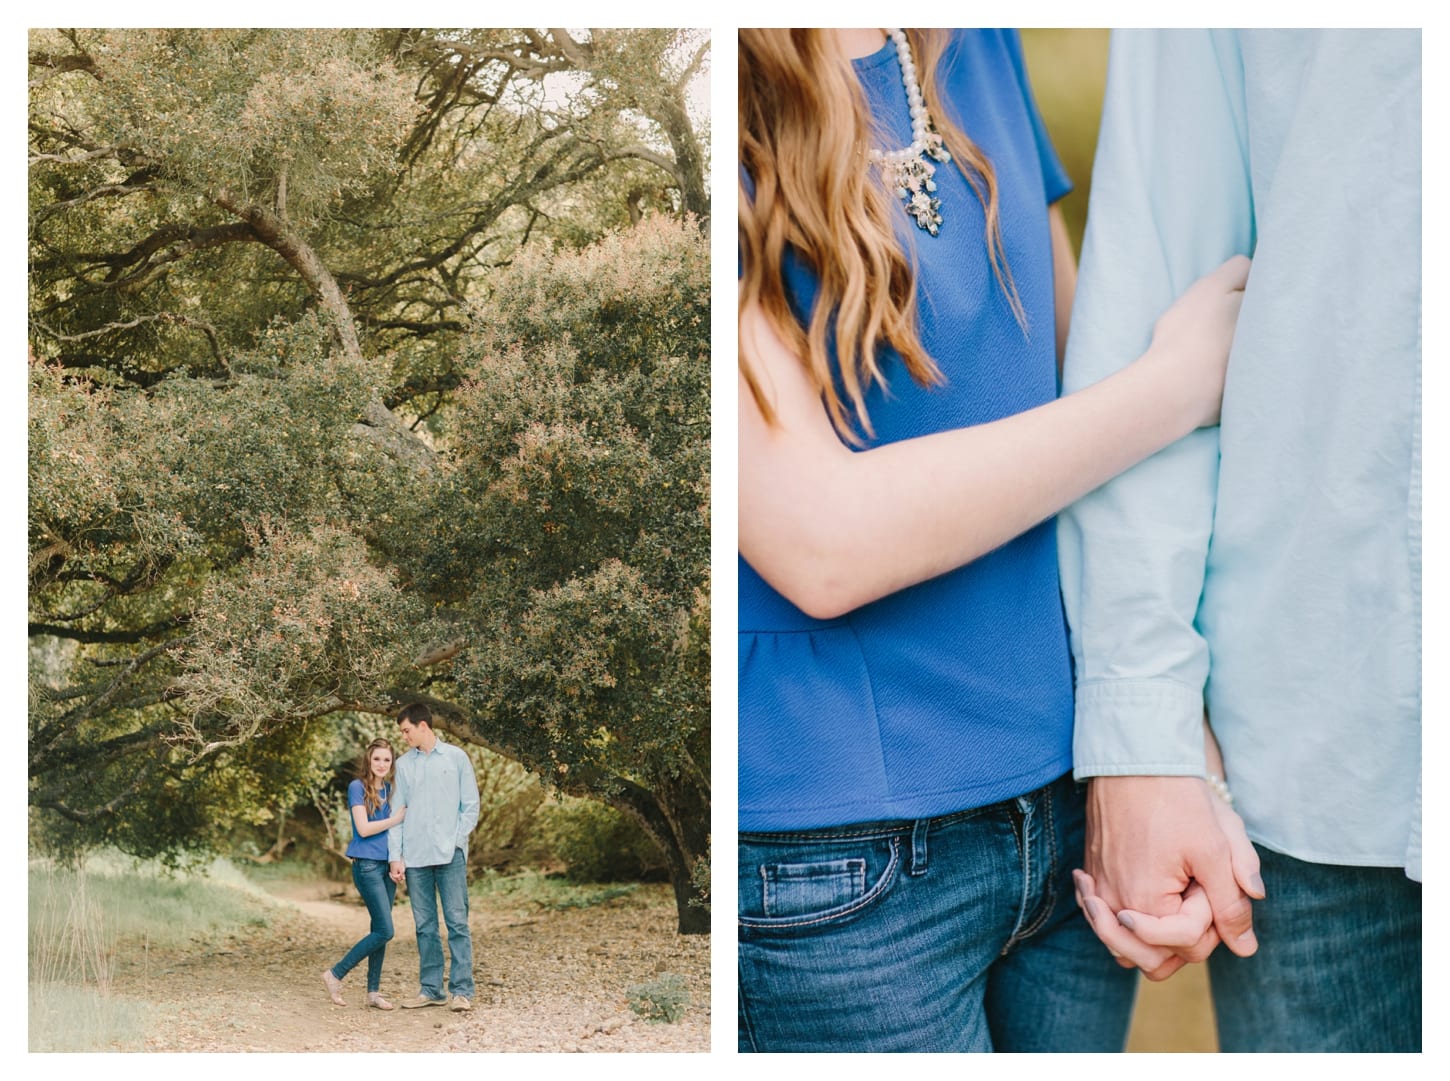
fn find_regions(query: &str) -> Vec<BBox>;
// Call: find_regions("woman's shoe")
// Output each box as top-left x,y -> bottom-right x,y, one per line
322,970 -> 346,1006
367,992 -> 395,1011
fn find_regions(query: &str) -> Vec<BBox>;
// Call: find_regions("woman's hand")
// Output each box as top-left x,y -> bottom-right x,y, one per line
1075,716 -> 1265,977
390,806 -> 406,828
1141,254 -> 1251,429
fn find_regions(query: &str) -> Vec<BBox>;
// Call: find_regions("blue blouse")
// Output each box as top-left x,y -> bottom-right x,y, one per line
344,778 -> 392,861
739,29 -> 1074,832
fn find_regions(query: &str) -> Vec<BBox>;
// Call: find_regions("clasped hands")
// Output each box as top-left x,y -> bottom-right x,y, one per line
1074,774 -> 1266,981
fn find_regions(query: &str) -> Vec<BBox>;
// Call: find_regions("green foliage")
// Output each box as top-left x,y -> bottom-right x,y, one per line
176,521 -> 432,733
417,217 -> 710,794
462,745 -> 551,871
688,846 -> 710,910
625,973 -> 690,1023
81,30 -> 417,222
471,867 -> 638,912
29,30 -> 711,929
29,28 -> 708,398
539,798 -> 666,883
30,856 -> 272,947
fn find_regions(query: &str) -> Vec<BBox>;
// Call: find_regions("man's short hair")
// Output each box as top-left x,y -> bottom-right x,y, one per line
397,702 -> 432,728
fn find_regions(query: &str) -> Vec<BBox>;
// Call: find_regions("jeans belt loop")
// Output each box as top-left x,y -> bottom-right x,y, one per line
909,817 -> 930,876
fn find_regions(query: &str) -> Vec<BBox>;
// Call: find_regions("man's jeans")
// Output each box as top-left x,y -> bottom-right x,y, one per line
330,857 -> 395,993
1208,845 -> 1422,1051
738,773 -> 1137,1052
405,847 -> 474,1000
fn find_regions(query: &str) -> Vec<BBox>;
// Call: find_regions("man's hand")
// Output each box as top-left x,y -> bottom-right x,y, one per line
1080,775 -> 1262,971
1074,870 -> 1211,980
389,860 -> 405,883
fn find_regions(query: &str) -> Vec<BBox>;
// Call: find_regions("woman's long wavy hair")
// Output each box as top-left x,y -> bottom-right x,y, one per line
358,738 -> 395,815
739,29 -> 1024,441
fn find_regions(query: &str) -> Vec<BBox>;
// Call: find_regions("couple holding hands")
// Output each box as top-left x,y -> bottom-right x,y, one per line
322,703 -> 480,1013
737,29 -> 1421,1053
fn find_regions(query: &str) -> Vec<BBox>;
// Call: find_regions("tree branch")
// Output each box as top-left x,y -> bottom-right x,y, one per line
29,181 -> 153,227
29,615 -> 190,645
28,49 -> 100,88
412,639 -> 465,667
214,189 -> 362,361
35,760 -> 160,824
32,313 -> 224,364
607,145 -> 680,178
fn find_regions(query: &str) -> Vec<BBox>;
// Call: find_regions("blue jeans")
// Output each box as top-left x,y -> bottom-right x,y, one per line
405,847 -> 474,1000
1208,845 -> 1422,1051
738,773 -> 1137,1052
330,858 -> 395,992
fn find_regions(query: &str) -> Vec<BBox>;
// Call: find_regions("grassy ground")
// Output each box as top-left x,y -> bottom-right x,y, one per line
28,854 -> 275,1051
26,851 -> 701,1053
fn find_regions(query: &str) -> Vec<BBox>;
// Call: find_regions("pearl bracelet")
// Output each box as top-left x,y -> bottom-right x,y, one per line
1207,773 -> 1234,806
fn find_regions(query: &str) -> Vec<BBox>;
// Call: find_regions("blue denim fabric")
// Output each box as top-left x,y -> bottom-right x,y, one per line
737,773 -> 1137,1052
1208,845 -> 1422,1051
406,847 -> 474,1000
330,858 -> 395,992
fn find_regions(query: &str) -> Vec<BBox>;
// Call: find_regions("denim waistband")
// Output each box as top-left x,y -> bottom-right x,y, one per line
739,771 -> 1074,843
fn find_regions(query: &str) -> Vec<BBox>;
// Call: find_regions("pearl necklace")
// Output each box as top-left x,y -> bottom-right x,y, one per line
868,29 -> 952,235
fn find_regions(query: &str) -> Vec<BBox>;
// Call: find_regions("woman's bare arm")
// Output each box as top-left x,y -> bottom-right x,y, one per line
739,254 -> 1248,619
351,803 -> 405,837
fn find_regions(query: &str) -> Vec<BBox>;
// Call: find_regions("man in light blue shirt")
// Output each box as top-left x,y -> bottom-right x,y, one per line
1059,29 -> 1420,1051
388,702 -> 481,1011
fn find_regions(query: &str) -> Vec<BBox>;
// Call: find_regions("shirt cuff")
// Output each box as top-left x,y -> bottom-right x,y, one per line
1072,678 -> 1206,778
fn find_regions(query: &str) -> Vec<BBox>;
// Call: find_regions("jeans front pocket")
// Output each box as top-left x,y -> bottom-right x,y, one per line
762,858 -> 866,917
739,829 -> 901,933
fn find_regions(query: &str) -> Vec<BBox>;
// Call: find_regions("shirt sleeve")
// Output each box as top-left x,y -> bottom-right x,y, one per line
1057,29 -> 1253,778
346,778 -> 365,809
454,747 -> 480,855
386,759 -> 407,862
1001,30 -> 1072,204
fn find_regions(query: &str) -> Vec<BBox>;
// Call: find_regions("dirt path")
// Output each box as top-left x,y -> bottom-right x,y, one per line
110,877 -> 709,1053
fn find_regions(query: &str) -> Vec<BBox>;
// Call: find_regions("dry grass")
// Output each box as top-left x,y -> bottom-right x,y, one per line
28,854 -> 275,1051
28,862 -> 147,1051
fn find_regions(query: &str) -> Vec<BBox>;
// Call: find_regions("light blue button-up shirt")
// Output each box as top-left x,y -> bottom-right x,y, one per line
387,735 -> 481,868
1059,29 -> 1420,878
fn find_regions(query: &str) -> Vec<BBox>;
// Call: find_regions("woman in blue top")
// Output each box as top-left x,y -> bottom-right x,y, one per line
321,737 -> 406,1009
738,28 -> 1253,1052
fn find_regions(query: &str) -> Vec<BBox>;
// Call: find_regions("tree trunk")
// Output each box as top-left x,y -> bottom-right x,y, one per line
655,97 -> 709,224
401,694 -> 711,934
607,775 -> 710,935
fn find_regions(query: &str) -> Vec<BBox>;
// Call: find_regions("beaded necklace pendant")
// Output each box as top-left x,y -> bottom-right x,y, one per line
868,29 -> 954,235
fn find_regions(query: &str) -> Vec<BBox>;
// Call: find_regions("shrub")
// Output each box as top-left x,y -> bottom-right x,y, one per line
626,973 -> 690,1023
538,797 -> 665,882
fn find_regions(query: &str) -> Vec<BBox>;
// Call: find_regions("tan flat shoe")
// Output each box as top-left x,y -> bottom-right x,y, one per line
367,992 -> 395,1011
322,970 -> 346,1007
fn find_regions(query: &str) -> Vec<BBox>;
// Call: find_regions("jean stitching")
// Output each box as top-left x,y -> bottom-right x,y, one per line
1000,797 -> 1032,954
1015,784 -> 1058,942
762,858 -> 866,914
909,818 -> 929,876
739,836 -> 901,930
740,804 -> 992,846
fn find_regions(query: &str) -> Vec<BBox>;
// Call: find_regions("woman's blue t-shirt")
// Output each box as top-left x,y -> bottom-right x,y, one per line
739,29 -> 1076,832
344,778 -> 392,861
